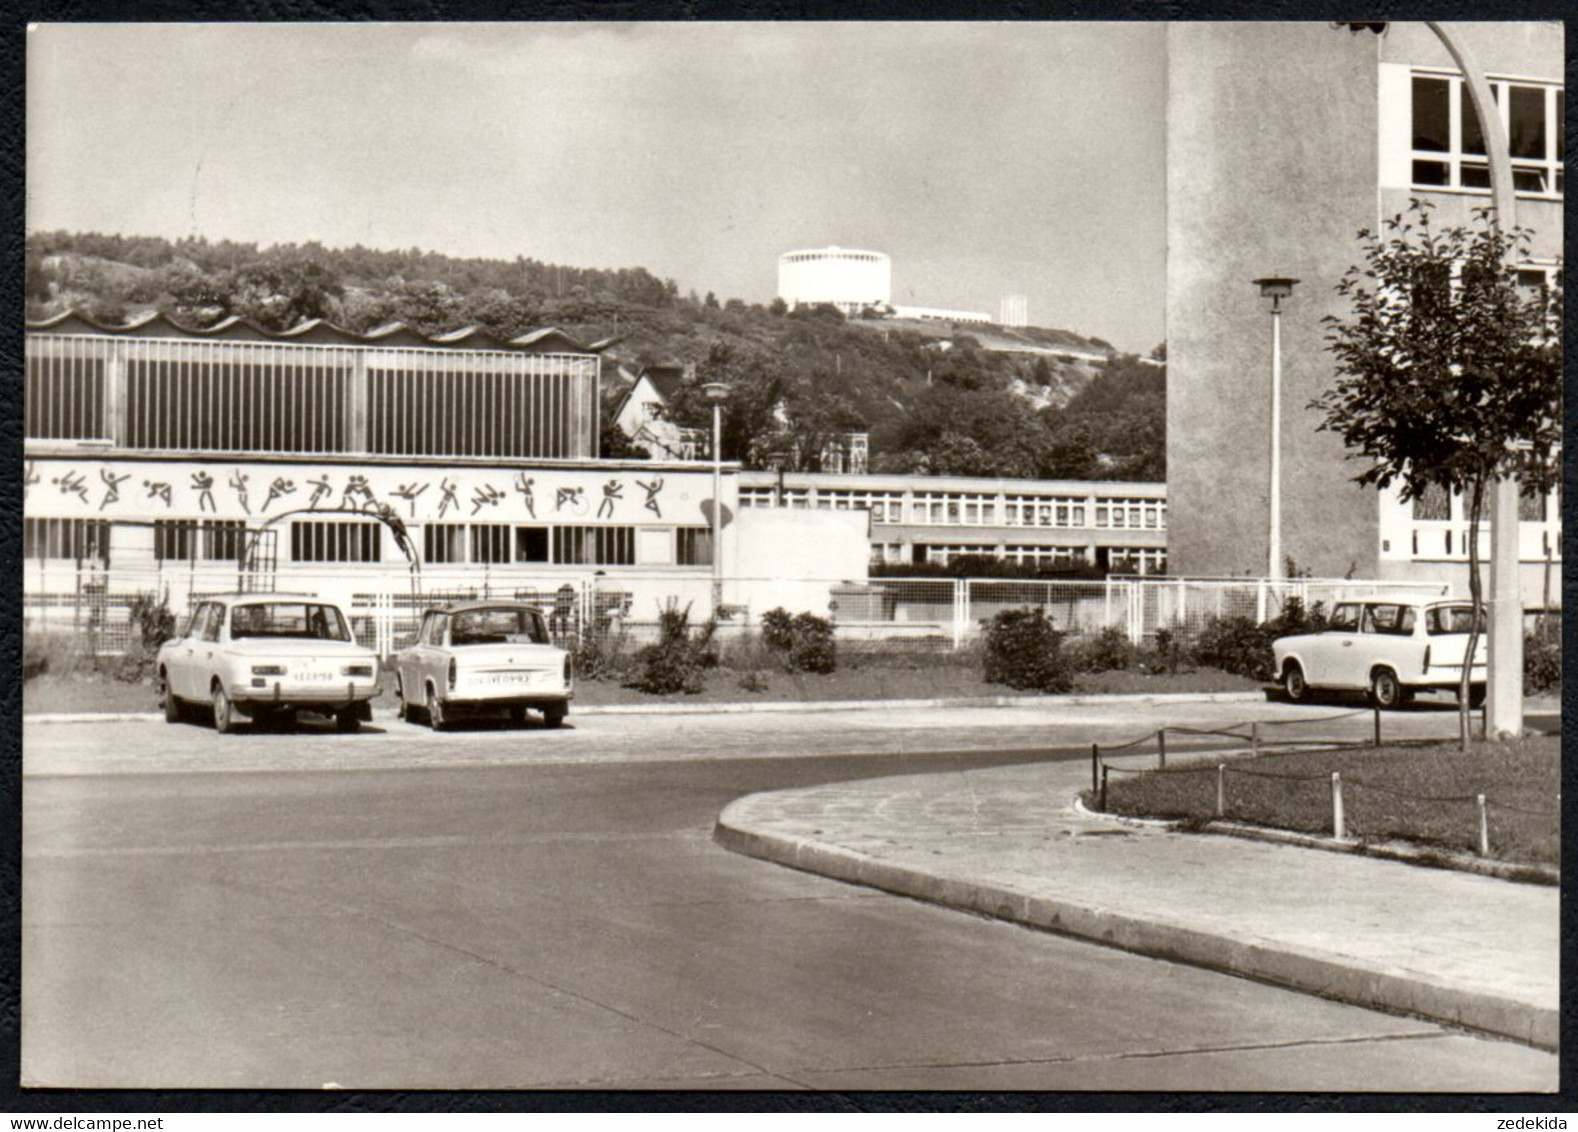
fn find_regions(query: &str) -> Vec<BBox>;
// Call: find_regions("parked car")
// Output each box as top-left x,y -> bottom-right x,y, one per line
1272,597 -> 1487,709
155,594 -> 380,733
394,601 -> 573,730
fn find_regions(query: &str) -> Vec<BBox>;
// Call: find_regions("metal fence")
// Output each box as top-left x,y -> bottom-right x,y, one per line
23,562 -> 1457,659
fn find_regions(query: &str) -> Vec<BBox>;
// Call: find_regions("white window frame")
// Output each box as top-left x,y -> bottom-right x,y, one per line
1409,69 -> 1563,200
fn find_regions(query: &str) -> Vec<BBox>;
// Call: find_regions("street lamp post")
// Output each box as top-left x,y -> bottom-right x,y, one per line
702,382 -> 729,617
1254,276 -> 1298,580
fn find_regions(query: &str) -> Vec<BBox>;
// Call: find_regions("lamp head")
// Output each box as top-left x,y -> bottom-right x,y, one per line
702,382 -> 730,403
1253,276 -> 1300,310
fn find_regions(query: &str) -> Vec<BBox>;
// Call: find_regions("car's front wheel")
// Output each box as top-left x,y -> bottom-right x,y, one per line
395,675 -> 410,721
212,683 -> 237,734
1464,685 -> 1487,709
336,709 -> 361,734
1369,667 -> 1404,710
1282,661 -> 1310,704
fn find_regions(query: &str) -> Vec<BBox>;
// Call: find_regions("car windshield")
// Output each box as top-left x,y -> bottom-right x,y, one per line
450,608 -> 548,646
1426,605 -> 1486,635
231,603 -> 351,641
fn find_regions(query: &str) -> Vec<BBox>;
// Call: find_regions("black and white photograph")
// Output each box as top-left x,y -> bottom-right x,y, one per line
17,18 -> 1563,1101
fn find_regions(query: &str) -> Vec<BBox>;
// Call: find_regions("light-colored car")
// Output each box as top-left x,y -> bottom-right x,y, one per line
155,594 -> 380,733
394,601 -> 573,730
1272,597 -> 1488,709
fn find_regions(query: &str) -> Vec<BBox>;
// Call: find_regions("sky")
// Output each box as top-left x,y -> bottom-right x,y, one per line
27,22 -> 1167,353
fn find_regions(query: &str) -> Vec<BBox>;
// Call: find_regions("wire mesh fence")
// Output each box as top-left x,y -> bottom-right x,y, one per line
22,559 -> 1457,660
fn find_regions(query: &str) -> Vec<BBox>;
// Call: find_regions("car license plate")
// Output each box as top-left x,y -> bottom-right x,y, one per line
478,673 -> 531,686
298,670 -> 336,683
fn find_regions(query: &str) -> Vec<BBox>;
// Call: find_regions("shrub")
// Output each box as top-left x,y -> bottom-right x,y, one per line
758,608 -> 837,674
737,670 -> 771,693
108,592 -> 178,683
1063,625 -> 1134,674
1191,615 -> 1276,681
573,626 -> 633,683
1524,615 -> 1560,694
1147,626 -> 1186,675
981,608 -> 1071,693
629,600 -> 717,695
23,634 -> 89,681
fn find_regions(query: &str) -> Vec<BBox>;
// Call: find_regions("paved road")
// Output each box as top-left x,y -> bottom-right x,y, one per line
23,713 -> 1555,1092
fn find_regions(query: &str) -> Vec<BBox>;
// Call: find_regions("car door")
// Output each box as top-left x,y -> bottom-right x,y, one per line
399,612 -> 432,704
170,603 -> 209,700
1362,603 -> 1417,684
192,602 -> 226,698
1319,602 -> 1363,688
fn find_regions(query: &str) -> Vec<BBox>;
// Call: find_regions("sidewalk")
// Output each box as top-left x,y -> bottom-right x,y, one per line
715,758 -> 1560,1051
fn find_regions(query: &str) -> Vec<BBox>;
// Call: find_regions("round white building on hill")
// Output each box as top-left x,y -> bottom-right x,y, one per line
777,247 -> 891,315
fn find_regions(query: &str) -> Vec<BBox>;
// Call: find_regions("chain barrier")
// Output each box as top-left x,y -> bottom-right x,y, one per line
1087,706 -> 1556,862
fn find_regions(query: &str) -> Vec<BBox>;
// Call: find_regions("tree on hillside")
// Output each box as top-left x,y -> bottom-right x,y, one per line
1315,201 -> 1562,748
875,384 -> 1053,478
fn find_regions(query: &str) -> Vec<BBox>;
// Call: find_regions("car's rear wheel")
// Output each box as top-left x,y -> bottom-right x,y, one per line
508,705 -> 527,727
427,685 -> 448,732
1283,661 -> 1310,704
542,704 -> 567,729
1369,667 -> 1404,710
1465,685 -> 1487,709
212,683 -> 237,734
161,670 -> 183,723
336,709 -> 361,734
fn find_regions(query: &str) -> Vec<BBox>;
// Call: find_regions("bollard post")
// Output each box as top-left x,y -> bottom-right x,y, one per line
1373,703 -> 1382,748
1331,772 -> 1345,839
1099,764 -> 1109,812
1157,728 -> 1167,770
1477,795 -> 1489,857
1250,721 -> 1260,758
1216,764 -> 1226,818
1091,743 -> 1099,794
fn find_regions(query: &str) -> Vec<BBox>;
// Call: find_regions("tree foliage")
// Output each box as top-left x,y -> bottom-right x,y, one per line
1315,201 -> 1562,744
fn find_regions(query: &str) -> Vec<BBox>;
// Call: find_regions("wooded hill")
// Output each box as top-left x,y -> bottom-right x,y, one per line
25,231 -> 1165,481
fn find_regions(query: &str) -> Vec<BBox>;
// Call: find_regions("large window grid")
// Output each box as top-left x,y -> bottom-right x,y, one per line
552,526 -> 635,566
154,519 -> 247,562
124,341 -> 350,453
26,338 -> 108,441
367,350 -> 593,459
26,336 -> 597,460
1003,495 -> 1088,528
676,527 -> 714,567
1094,498 -> 1166,530
815,490 -> 904,523
918,544 -> 995,565
423,524 -> 466,564
290,521 -> 383,563
1411,71 -> 1563,198
470,524 -> 512,565
1001,545 -> 1081,567
912,493 -> 996,526
23,517 -> 109,563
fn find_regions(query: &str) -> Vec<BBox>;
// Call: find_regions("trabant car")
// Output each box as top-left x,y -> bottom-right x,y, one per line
1272,597 -> 1487,709
155,594 -> 380,733
394,601 -> 573,730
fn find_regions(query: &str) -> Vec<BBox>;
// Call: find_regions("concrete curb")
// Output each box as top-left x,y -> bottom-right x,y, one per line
713,807 -> 1558,1051
23,689 -> 1268,725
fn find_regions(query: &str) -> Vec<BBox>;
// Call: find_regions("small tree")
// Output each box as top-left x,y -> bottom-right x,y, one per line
1315,201 -> 1561,747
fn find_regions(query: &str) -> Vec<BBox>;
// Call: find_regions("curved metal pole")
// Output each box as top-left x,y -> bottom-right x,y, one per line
1424,21 -> 1524,739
